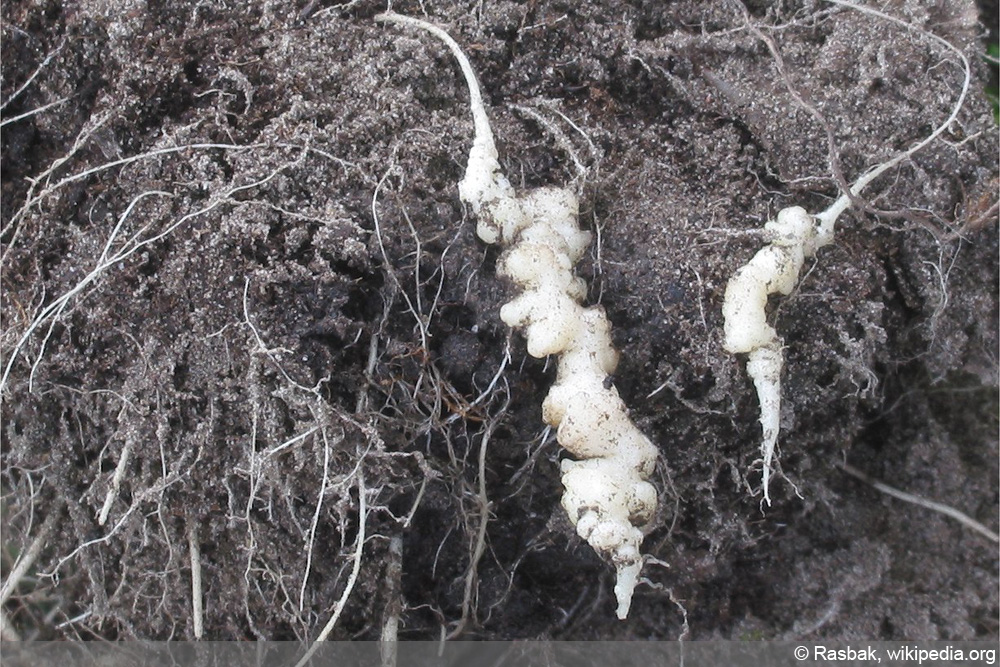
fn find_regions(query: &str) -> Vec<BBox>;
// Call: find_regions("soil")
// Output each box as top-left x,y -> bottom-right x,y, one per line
2,0 -> 997,642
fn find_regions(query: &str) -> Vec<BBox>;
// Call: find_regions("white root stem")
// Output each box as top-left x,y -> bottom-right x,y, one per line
814,0 -> 972,244
294,471 -> 367,667
380,536 -> 404,667
745,344 -> 782,502
722,0 -> 971,504
187,521 -> 204,639
379,12 -> 658,619
0,507 -> 62,607
99,436 -> 135,526
839,463 -> 999,544
0,610 -> 21,641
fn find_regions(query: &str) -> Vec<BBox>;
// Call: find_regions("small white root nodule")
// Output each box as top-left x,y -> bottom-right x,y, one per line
379,12 -> 658,619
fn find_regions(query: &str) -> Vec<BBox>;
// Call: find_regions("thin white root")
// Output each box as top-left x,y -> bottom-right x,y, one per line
0,507 -> 62,606
1,39 -> 65,112
839,463 -> 999,543
722,1 -> 971,503
446,421 -> 495,639
2,190 -> 167,394
99,436 -> 135,525
0,610 -> 21,641
188,521 -> 204,639
294,471 -> 367,667
299,426 -> 333,613
0,506 -> 61,640
379,13 -> 659,619
0,96 -> 72,128
375,12 -> 496,163
813,0 -> 972,242
380,536 -> 404,667
3,156 -> 295,396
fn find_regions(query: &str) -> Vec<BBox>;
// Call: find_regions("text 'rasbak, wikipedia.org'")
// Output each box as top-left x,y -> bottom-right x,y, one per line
794,645 -> 997,664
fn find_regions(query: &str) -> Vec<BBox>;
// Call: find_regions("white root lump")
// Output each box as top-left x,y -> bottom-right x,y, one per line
721,0 -> 969,506
500,193 -> 659,619
377,12 -> 659,619
722,206 -> 819,504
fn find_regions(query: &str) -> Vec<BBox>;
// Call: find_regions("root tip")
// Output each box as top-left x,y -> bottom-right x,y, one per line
614,559 -> 642,620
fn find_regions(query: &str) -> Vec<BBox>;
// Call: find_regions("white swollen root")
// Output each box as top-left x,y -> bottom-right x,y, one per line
722,0 -> 970,505
723,207 -> 820,504
378,12 -> 658,619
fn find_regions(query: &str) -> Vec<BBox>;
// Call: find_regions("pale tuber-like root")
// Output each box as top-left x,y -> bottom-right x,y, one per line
378,12 -> 658,619
496,192 -> 658,620
722,0 -> 970,504
722,207 -> 818,504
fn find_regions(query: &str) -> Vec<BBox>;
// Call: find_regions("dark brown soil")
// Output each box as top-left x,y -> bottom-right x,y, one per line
2,0 -> 997,642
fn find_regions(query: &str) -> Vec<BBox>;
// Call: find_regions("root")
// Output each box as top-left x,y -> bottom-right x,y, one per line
375,12 -> 497,169
734,0 -> 972,232
0,610 -> 20,641
98,435 -> 135,526
814,0 -> 971,235
511,103 -> 591,183
380,11 -> 660,619
0,504 -> 63,606
2,156 -> 300,396
298,418 -> 334,613
0,95 -> 72,128
723,0 -> 972,502
380,536 -> 404,667
2,136 -> 256,251
731,0 -> 855,208
44,465 -> 187,578
187,521 -> 204,639
838,462 -> 999,543
1,39 -> 65,112
445,418 -> 499,640
294,471 -> 368,667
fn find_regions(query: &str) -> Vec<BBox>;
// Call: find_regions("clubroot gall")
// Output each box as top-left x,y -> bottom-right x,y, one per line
722,0 -> 972,504
377,12 -> 659,619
